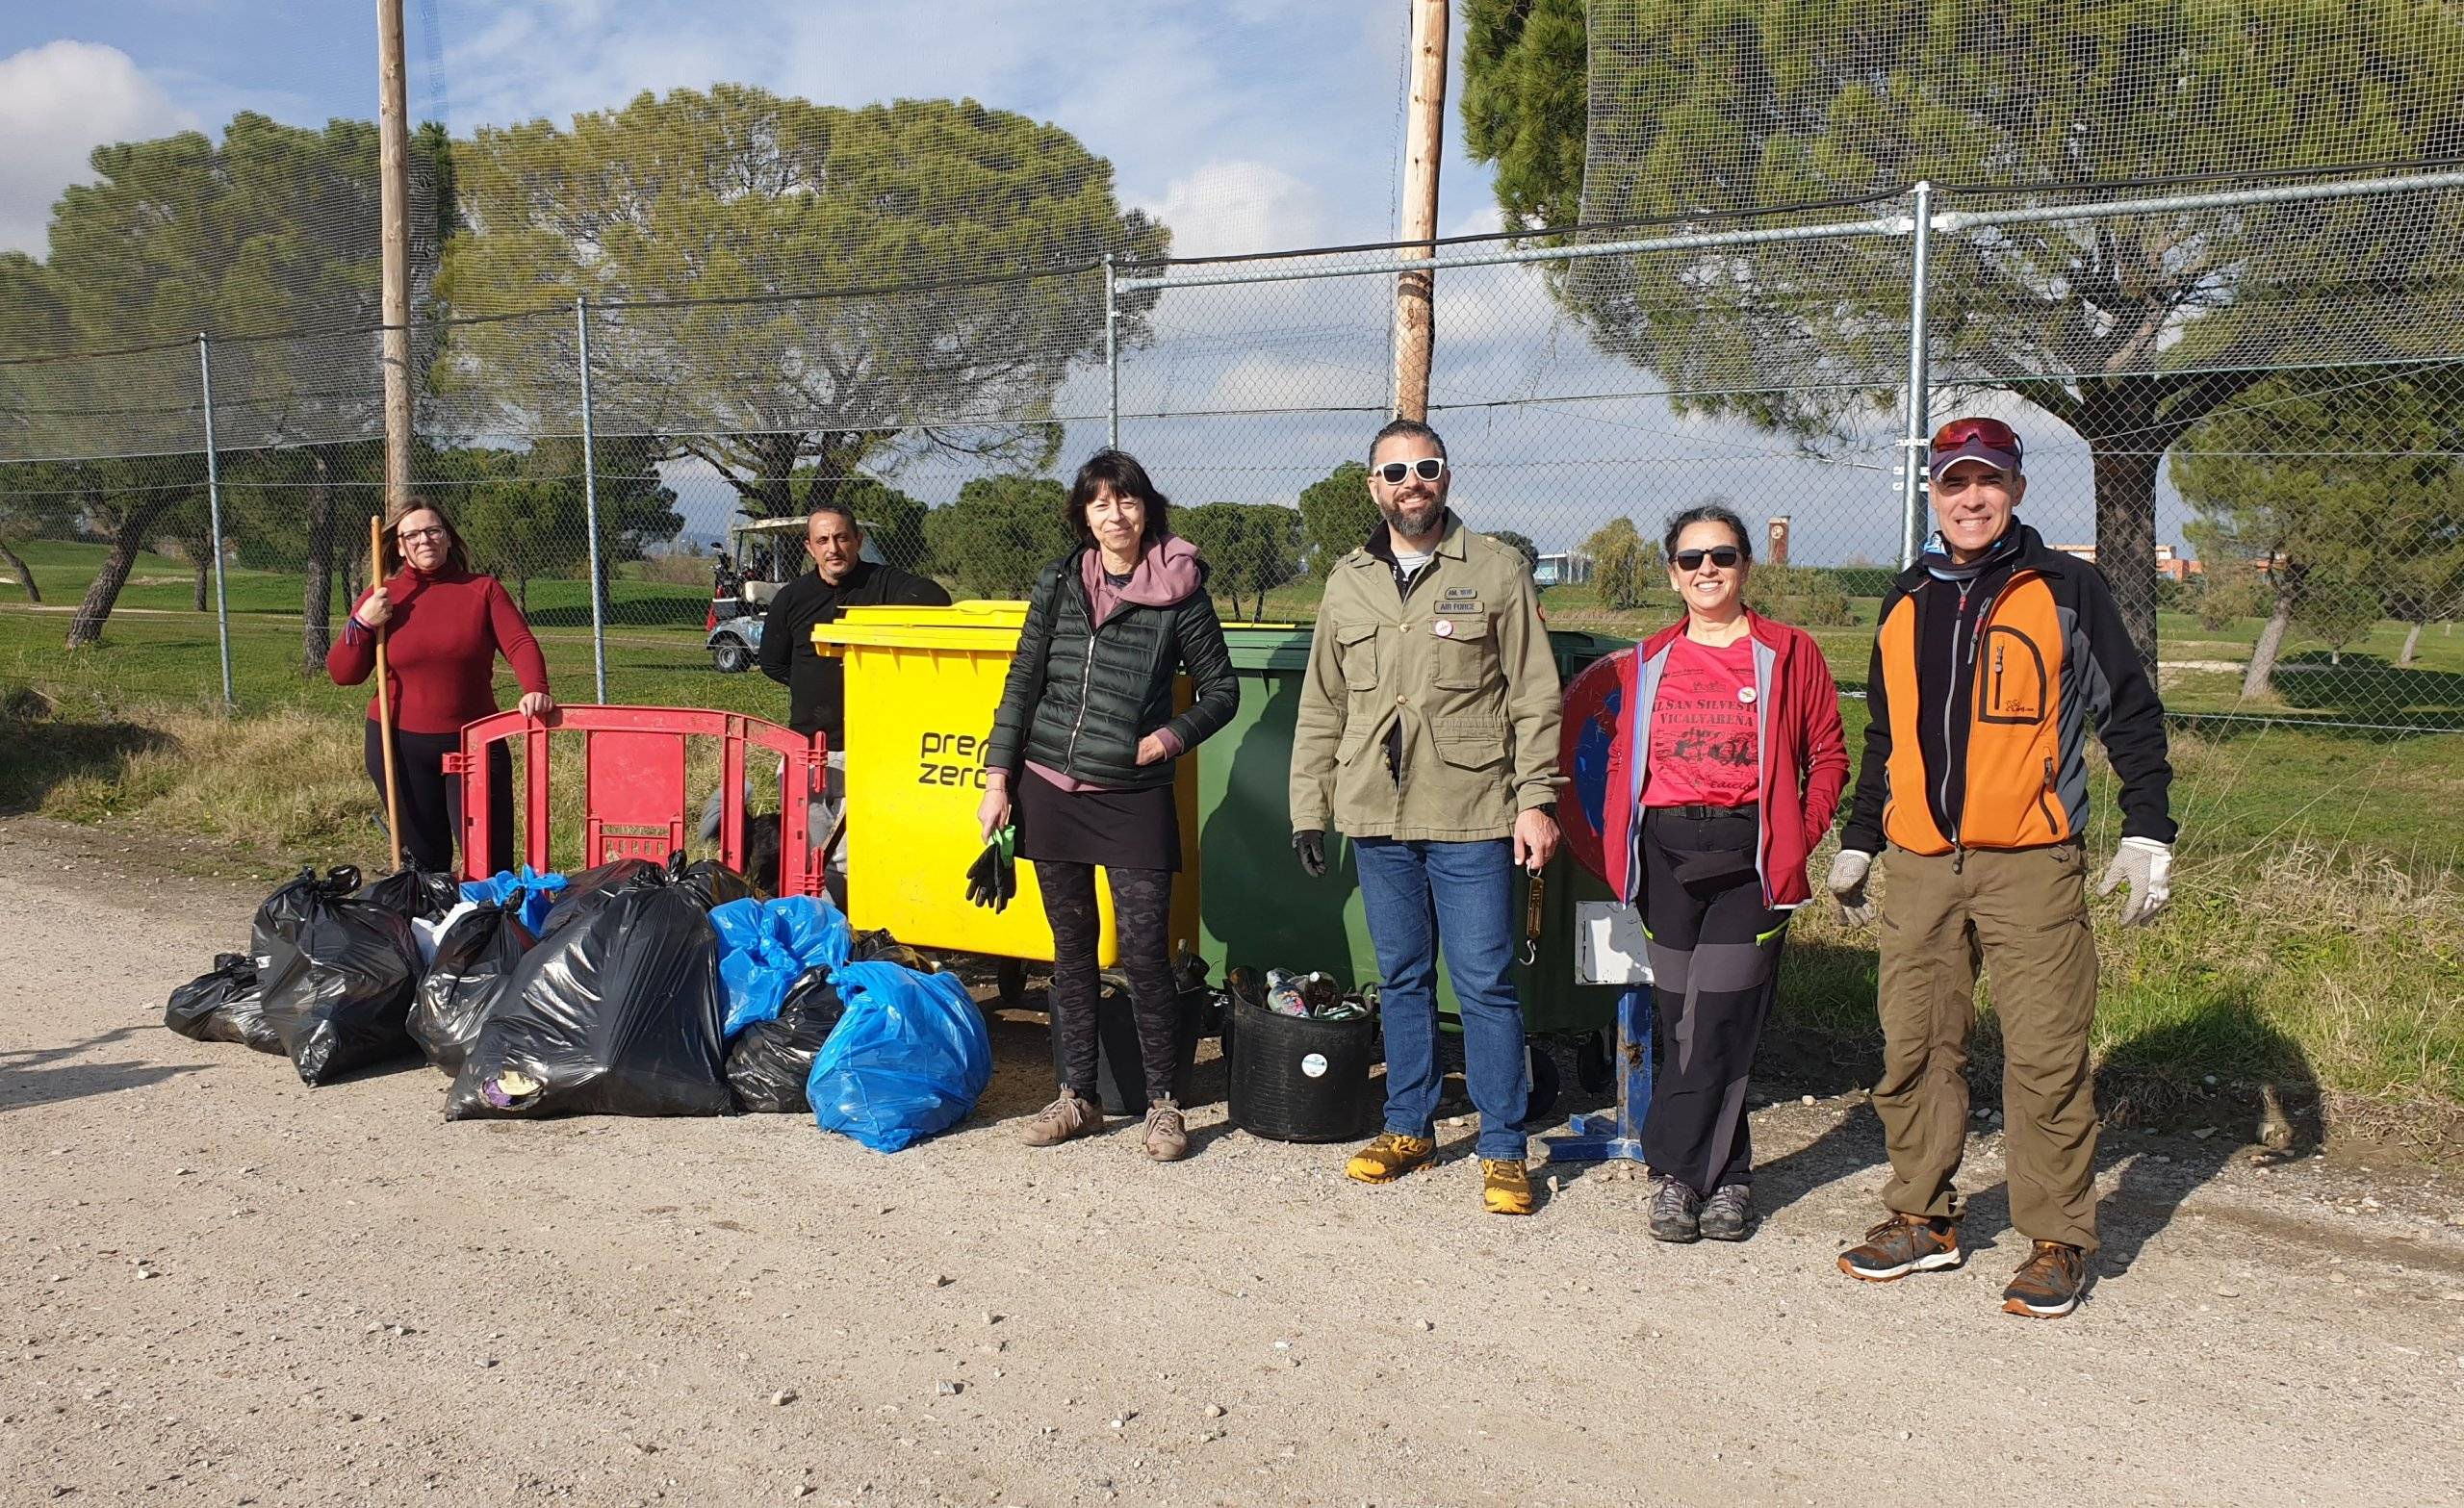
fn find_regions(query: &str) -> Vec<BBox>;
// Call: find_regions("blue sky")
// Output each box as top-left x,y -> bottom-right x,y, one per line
0,3 -> 2169,561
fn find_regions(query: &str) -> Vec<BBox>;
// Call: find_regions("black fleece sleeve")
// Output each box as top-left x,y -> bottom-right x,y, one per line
756,575 -> 807,689
1838,597 -> 1898,855
2075,569 -> 2177,844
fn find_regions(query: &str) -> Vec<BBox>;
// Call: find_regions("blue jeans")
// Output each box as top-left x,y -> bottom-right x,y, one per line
1352,836 -> 1529,1160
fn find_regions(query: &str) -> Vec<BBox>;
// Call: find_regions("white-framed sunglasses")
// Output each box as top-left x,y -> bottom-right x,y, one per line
1372,456 -> 1448,485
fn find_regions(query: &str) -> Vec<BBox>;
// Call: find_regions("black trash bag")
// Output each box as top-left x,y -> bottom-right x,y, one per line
164,953 -> 284,1055
257,877 -> 424,1086
251,866 -> 365,970
408,902 -> 535,1074
355,866 -> 462,923
446,879 -> 734,1119
725,966 -> 845,1113
536,857 -> 665,939
848,929 -> 935,972
670,854 -> 757,911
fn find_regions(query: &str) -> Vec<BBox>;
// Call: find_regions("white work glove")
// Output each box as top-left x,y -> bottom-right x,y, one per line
1827,849 -> 1876,929
2098,836 -> 2173,927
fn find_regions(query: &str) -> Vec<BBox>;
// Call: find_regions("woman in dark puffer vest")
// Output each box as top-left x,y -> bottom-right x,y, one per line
978,450 -> 1238,1161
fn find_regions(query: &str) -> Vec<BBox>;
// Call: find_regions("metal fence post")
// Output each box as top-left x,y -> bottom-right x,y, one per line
1102,252 -> 1120,450
1898,180 -> 1936,570
195,332 -> 235,709
576,294 -> 607,703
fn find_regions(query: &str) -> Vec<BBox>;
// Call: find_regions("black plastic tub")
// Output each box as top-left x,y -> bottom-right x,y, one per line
1226,997 -> 1375,1142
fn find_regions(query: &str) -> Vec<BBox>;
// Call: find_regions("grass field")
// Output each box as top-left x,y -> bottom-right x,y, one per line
4,539 -> 2458,1131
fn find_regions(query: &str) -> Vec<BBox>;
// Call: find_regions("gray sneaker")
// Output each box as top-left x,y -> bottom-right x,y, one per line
1015,1088 -> 1100,1147
1648,1176 -> 1702,1242
1698,1182 -> 1755,1241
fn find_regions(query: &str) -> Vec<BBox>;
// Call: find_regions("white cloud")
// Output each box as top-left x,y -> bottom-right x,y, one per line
0,40 -> 194,254
1139,160 -> 1336,261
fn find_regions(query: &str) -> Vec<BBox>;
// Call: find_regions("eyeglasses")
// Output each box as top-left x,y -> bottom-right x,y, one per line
1930,416 -> 2023,457
1672,547 -> 1742,571
398,526 -> 449,544
1372,457 -> 1448,485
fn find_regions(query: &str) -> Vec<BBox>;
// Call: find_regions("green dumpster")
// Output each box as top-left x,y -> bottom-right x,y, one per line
1194,625 -> 1630,1039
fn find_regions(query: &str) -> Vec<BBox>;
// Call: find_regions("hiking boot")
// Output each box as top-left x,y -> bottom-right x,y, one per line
1481,1159 -> 1535,1215
1648,1177 -> 1702,1242
2001,1240 -> 2090,1318
1837,1213 -> 1964,1282
1142,1098 -> 1189,1162
1345,1133 -> 1436,1184
1698,1183 -> 1755,1242
1015,1087 -> 1100,1147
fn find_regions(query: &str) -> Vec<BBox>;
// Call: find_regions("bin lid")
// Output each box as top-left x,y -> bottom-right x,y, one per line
809,600 -> 1027,652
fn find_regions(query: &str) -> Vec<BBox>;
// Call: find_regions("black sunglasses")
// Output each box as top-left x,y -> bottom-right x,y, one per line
1372,457 -> 1448,485
1673,547 -> 1742,571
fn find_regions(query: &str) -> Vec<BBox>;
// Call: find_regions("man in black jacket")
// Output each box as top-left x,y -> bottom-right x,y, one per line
757,501 -> 950,748
747,502 -> 948,897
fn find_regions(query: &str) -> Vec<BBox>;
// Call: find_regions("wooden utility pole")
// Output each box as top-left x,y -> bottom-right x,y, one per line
377,0 -> 414,514
1392,0 -> 1450,422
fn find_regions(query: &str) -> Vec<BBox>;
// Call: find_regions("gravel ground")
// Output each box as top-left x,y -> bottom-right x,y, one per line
4,814 -> 2462,1507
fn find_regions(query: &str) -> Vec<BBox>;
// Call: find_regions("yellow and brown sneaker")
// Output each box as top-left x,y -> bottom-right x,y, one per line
1345,1132 -> 1436,1184
1480,1159 -> 1535,1215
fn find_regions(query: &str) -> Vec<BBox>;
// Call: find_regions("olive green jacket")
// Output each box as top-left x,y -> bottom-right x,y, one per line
1289,514 -> 1563,842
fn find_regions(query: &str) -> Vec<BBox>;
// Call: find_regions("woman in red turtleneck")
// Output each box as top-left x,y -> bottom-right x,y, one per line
326,500 -> 553,874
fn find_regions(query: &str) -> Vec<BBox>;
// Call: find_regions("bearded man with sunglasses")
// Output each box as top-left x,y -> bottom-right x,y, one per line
1289,419 -> 1564,1215
1829,416 -> 2176,1319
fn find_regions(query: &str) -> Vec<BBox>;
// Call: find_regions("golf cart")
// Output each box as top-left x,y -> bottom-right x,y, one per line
704,515 -> 886,673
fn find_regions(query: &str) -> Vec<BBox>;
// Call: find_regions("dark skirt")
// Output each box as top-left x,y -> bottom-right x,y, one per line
1014,765 -> 1180,873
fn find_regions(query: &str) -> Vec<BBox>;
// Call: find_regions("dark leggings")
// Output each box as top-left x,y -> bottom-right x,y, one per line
1638,807 -> 1791,1195
364,720 -> 510,876
1038,859 -> 1179,1107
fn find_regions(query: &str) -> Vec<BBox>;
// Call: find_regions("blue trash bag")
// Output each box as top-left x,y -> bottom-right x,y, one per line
459,866 -> 567,935
712,895 -> 853,1040
806,961 -> 990,1153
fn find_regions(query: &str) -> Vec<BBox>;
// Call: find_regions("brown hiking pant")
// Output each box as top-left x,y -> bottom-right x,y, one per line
1873,841 -> 2100,1252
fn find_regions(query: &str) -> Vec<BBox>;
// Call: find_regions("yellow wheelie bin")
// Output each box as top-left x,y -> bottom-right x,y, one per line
809,601 -> 1201,967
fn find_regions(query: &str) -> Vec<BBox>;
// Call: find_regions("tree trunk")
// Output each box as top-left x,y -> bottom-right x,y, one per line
2088,437 -> 2164,673
0,537 -> 38,603
2399,619 -> 2424,668
2243,569 -> 2302,700
300,448 -> 341,675
64,493 -> 183,649
183,527 -> 212,613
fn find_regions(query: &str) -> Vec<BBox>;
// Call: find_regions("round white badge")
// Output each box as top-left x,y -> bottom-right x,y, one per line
1433,619 -> 1454,638
1737,686 -> 1757,704
1300,1052 -> 1329,1078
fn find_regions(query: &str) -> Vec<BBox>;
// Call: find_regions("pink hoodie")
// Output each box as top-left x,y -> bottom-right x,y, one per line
1011,534 -> 1205,794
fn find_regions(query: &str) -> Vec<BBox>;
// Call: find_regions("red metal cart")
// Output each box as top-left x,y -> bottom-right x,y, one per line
445,705 -> 826,895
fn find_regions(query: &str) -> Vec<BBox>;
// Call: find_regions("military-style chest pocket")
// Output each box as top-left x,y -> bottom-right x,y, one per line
1979,626 -> 2047,726
1432,612 -> 1495,690
1336,622 -> 1381,691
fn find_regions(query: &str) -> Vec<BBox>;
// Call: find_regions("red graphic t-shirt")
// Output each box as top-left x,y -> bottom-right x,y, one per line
1641,633 -> 1761,808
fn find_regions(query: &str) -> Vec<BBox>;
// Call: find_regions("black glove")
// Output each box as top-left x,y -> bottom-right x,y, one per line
964,829 -> 1016,913
1294,830 -> 1327,879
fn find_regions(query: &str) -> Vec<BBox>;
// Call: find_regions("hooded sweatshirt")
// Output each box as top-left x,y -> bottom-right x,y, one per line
1026,534 -> 1207,790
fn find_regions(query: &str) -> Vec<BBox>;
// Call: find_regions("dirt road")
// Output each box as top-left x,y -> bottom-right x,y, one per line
5,815 -> 2460,1507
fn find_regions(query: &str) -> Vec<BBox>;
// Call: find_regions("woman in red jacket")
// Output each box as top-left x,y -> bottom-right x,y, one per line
1597,504 -> 1848,1245
326,500 -> 553,874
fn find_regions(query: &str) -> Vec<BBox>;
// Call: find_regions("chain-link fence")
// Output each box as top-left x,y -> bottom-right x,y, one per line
6,170 -> 2462,740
